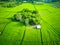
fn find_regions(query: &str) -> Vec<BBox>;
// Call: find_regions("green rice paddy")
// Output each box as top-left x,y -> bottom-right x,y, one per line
0,2 -> 60,45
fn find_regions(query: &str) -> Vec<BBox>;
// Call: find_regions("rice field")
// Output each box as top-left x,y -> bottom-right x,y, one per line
0,2 -> 60,45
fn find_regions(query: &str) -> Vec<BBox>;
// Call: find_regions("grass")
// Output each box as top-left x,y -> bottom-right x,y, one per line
0,2 -> 60,45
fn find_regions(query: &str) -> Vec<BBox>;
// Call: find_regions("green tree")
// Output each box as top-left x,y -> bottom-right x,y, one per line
24,18 -> 29,26
13,9 -> 40,25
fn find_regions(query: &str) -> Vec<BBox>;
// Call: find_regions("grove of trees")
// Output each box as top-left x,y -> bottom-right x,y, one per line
0,0 -> 60,2
13,9 -> 40,26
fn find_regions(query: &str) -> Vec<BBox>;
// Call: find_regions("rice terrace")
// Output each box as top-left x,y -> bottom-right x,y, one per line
0,0 -> 60,45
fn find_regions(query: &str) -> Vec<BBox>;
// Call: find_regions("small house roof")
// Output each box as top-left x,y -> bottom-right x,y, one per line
36,25 -> 41,29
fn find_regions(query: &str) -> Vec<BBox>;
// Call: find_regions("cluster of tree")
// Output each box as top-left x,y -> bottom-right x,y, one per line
13,9 -> 40,26
4,2 -> 15,7
1,2 -> 21,8
0,0 -> 60,2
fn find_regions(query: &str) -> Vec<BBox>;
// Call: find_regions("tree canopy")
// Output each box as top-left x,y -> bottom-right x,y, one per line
13,9 -> 40,26
0,0 -> 60,2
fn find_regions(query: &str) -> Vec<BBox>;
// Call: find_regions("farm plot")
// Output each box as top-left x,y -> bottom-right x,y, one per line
0,2 -> 60,45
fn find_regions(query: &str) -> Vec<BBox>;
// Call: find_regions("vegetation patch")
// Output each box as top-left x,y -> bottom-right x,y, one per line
13,9 -> 40,26
0,2 -> 21,8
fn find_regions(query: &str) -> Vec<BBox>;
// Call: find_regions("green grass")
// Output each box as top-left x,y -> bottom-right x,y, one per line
0,2 -> 60,45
